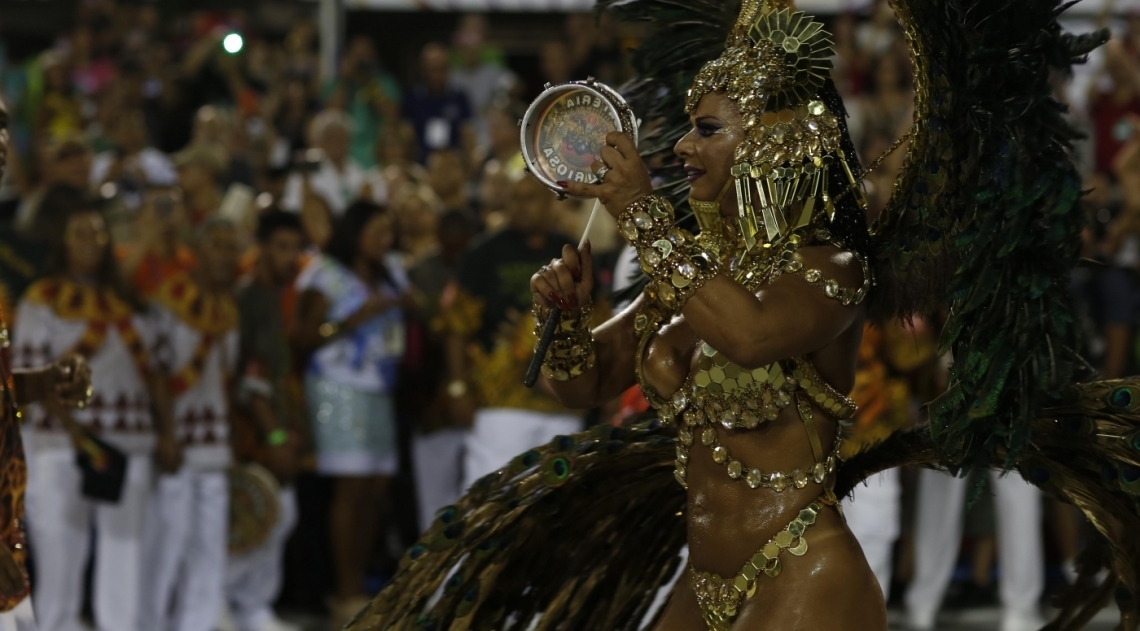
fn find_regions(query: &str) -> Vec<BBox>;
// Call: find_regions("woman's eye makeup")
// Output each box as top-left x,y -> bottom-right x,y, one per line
695,121 -> 726,137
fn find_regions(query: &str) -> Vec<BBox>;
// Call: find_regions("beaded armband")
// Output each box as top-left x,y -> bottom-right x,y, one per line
533,303 -> 596,381
769,229 -> 872,307
618,195 -> 722,313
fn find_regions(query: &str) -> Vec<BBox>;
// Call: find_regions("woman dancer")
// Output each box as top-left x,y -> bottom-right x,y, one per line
350,0 -> 1134,629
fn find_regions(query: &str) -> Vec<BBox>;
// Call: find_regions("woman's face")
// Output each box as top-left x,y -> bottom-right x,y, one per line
65,212 -> 109,278
358,213 -> 395,264
674,92 -> 745,214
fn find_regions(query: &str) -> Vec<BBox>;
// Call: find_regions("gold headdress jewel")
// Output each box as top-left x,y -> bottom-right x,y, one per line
686,0 -> 866,252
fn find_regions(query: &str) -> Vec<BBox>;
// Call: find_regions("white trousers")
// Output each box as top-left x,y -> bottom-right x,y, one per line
905,469 -> 1043,627
412,429 -> 466,531
462,408 -> 583,490
140,469 -> 229,631
225,487 -> 297,631
26,449 -> 151,631
0,598 -> 36,631
843,469 -> 901,596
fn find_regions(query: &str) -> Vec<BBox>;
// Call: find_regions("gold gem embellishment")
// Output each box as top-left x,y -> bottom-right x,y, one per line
691,501 -> 825,631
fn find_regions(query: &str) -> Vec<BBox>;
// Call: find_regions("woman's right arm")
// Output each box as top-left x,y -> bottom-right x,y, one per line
530,243 -> 642,409
295,289 -> 332,355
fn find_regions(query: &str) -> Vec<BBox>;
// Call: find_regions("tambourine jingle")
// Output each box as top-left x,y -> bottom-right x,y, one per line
535,91 -> 620,185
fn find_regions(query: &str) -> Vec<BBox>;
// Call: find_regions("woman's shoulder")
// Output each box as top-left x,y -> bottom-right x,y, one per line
789,244 -> 867,289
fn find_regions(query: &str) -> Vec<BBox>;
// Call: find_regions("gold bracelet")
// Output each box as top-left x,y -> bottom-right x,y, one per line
619,196 -> 722,313
533,303 -> 595,381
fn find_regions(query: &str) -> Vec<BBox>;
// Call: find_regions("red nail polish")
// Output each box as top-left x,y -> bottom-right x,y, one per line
548,292 -> 559,305
557,297 -> 569,310
556,181 -> 568,187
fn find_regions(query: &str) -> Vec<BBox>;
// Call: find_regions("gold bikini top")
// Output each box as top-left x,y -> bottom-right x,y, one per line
633,228 -> 866,493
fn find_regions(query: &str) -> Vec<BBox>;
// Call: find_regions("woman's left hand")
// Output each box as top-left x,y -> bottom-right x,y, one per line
559,132 -> 654,218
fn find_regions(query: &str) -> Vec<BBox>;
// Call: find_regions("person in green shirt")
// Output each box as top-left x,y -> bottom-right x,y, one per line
322,36 -> 401,170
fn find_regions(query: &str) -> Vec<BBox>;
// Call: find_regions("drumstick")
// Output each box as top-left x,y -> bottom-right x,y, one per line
524,199 -> 601,388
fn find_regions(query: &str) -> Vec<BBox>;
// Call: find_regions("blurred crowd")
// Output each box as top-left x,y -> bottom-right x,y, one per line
0,0 -> 1135,630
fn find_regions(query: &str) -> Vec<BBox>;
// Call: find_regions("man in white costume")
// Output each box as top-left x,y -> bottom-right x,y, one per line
140,219 -> 241,631
906,470 -> 1044,631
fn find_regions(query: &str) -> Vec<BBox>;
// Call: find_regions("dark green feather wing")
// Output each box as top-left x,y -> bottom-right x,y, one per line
347,422 -> 685,631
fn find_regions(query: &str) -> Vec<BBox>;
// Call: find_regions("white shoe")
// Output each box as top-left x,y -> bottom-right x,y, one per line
905,607 -> 937,631
1000,609 -> 1046,631
217,606 -> 240,631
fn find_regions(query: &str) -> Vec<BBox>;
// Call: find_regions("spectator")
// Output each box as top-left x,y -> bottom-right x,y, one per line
294,201 -> 410,628
33,51 -> 83,139
15,203 -> 156,631
174,143 -> 228,226
226,210 -> 307,631
436,175 -> 583,489
372,120 -> 428,198
188,106 -> 258,189
13,136 -> 92,235
299,187 -> 335,252
406,209 -> 475,532
856,0 -> 900,59
269,75 -> 319,165
118,187 -> 196,298
1100,122 -> 1140,378
1090,39 -> 1140,176
391,183 -> 443,265
565,12 -> 627,86
476,103 -> 526,229
848,50 -> 913,156
403,43 -> 474,163
448,15 -> 516,152
141,219 -> 242,631
323,35 -> 401,170
539,41 -> 573,87
0,186 -> 89,319
426,148 -> 471,215
281,110 -> 387,217
89,108 -> 177,207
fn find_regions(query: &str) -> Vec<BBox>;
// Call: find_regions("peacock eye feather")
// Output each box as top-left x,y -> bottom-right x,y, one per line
437,506 -> 458,524
1121,467 -> 1140,496
1109,386 -> 1137,410
443,523 -> 463,540
542,456 -> 572,486
519,450 -> 541,467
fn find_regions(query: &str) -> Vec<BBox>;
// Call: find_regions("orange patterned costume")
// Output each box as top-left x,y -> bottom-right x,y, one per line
0,308 -> 29,611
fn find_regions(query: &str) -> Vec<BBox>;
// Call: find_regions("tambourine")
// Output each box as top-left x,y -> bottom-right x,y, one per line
228,462 -> 280,555
519,78 -> 638,199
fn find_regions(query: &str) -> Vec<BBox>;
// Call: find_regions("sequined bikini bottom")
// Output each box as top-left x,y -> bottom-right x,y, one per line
689,495 -> 834,631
